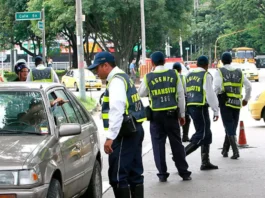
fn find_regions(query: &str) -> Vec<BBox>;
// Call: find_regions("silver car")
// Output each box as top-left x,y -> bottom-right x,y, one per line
0,83 -> 102,198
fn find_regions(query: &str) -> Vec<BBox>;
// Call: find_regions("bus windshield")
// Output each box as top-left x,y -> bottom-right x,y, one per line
236,51 -> 254,59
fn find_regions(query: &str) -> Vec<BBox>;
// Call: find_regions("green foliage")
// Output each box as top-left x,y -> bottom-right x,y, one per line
76,96 -> 97,111
4,72 -> 17,82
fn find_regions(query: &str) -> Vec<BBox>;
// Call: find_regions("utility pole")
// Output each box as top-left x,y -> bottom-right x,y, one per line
76,0 -> 86,100
140,0 -> 146,66
42,8 -> 46,64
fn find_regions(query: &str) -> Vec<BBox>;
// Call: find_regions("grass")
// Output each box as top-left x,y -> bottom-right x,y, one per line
76,96 -> 97,111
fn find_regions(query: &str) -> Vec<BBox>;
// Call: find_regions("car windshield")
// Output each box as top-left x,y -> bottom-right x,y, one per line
0,91 -> 49,135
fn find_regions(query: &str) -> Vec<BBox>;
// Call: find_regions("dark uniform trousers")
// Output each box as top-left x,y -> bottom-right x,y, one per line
188,105 -> 212,145
150,111 -> 191,180
108,123 -> 144,188
219,101 -> 240,136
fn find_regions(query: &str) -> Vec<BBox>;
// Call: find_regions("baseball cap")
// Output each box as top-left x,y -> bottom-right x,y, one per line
221,52 -> 232,64
150,51 -> 165,65
197,55 -> 209,66
35,56 -> 43,63
88,51 -> 115,70
173,62 -> 182,71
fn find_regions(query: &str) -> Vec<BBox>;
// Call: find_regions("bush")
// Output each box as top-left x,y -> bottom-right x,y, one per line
4,72 -> 17,82
55,70 -> 67,77
76,96 -> 97,111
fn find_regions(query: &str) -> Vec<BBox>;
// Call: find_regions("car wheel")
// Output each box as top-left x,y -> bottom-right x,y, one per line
47,179 -> 63,198
83,160 -> 102,198
255,79 -> 259,82
97,88 -> 101,91
74,83 -> 79,92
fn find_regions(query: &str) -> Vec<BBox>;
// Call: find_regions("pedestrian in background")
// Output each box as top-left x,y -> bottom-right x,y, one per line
88,51 -> 146,198
214,52 -> 252,159
27,56 -> 59,83
130,58 -> 137,83
173,62 -> 191,142
185,55 -> 219,171
0,75 -> 4,82
14,59 -> 30,81
139,51 -> 192,182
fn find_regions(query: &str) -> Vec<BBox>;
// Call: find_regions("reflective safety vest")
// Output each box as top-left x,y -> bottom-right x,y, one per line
219,67 -> 243,109
30,67 -> 53,82
101,72 -> 146,131
145,69 -> 178,111
186,70 -> 207,106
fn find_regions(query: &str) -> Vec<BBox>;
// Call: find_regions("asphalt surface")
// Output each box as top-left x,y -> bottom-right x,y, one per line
75,68 -> 265,198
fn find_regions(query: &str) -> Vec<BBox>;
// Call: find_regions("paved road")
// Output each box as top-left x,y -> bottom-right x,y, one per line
77,68 -> 265,197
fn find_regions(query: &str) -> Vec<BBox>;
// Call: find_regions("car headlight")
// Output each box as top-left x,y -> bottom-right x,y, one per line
0,169 -> 41,186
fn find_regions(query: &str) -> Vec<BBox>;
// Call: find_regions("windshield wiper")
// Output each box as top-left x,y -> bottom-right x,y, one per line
0,129 -> 44,135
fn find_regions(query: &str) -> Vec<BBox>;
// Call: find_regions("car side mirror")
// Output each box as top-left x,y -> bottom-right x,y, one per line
59,123 -> 81,137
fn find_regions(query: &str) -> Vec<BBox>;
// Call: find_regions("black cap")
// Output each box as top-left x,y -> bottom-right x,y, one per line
151,51 -> 165,65
88,51 -> 115,70
221,52 -> 232,64
197,55 -> 209,66
35,56 -> 43,63
173,62 -> 182,71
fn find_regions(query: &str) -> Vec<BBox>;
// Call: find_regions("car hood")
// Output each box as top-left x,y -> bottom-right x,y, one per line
0,136 -> 47,169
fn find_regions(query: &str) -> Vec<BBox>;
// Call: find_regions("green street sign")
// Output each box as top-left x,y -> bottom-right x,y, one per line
185,47 -> 190,50
15,12 -> 42,21
38,21 -> 44,30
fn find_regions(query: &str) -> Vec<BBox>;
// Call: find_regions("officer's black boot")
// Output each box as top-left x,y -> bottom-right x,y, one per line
228,135 -> 240,159
113,186 -> 131,198
131,184 -> 144,198
182,124 -> 190,142
185,143 -> 199,156
221,135 -> 230,157
200,145 -> 218,170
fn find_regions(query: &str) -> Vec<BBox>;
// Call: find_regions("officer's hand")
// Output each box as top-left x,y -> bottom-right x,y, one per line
242,100 -> 248,107
179,117 -> 186,126
104,139 -> 113,154
213,116 -> 219,122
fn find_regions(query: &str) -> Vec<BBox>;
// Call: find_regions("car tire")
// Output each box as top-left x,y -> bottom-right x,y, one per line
47,179 -> 63,198
74,83 -> 79,92
255,79 -> 259,82
83,160 -> 102,198
97,88 -> 101,91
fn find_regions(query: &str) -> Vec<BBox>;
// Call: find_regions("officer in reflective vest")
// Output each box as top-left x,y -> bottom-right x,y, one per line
26,56 -> 59,83
88,52 -> 146,198
173,62 -> 191,142
185,55 -> 219,171
139,51 -> 192,182
214,52 -> 252,159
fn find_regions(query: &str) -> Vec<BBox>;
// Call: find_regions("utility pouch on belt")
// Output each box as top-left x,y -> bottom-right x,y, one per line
145,106 -> 153,121
119,114 -> 137,137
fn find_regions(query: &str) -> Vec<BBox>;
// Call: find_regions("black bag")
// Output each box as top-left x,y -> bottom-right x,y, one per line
119,114 -> 137,137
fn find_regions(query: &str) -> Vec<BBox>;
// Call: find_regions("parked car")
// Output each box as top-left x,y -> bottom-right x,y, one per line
0,82 -> 102,198
249,90 -> 265,121
164,62 -> 190,76
62,69 -> 102,91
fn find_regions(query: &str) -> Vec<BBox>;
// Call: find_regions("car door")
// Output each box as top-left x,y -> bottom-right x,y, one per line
66,90 -> 96,187
49,89 -> 85,197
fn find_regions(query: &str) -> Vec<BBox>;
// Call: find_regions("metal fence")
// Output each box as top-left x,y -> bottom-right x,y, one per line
0,62 -> 70,72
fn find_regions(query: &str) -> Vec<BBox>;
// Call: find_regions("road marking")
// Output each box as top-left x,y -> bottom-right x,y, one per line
102,142 -> 153,194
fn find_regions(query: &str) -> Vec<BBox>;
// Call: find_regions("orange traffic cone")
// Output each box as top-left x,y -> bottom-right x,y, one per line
238,121 -> 248,147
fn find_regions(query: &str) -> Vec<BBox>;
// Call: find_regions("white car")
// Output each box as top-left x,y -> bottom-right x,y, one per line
164,62 -> 190,76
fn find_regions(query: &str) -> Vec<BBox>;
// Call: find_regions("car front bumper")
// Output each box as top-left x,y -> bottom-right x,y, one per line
0,184 -> 49,198
249,101 -> 264,120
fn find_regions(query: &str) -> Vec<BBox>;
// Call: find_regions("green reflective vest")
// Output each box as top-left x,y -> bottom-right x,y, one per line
145,69 -> 178,111
30,67 -> 53,82
186,70 -> 207,106
219,67 -> 243,109
101,72 -> 146,131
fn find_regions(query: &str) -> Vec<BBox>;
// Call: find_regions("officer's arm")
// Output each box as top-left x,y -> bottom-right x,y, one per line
138,75 -> 149,97
242,74 -> 252,101
107,77 -> 126,140
52,70 -> 60,83
176,74 -> 185,118
205,74 -> 219,116
213,69 -> 222,95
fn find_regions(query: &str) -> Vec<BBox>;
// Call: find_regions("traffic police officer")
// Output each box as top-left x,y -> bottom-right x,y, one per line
26,56 -> 59,82
88,51 -> 146,198
14,59 -> 30,81
139,51 -> 192,182
173,62 -> 191,142
185,55 -> 219,170
214,52 -> 252,159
